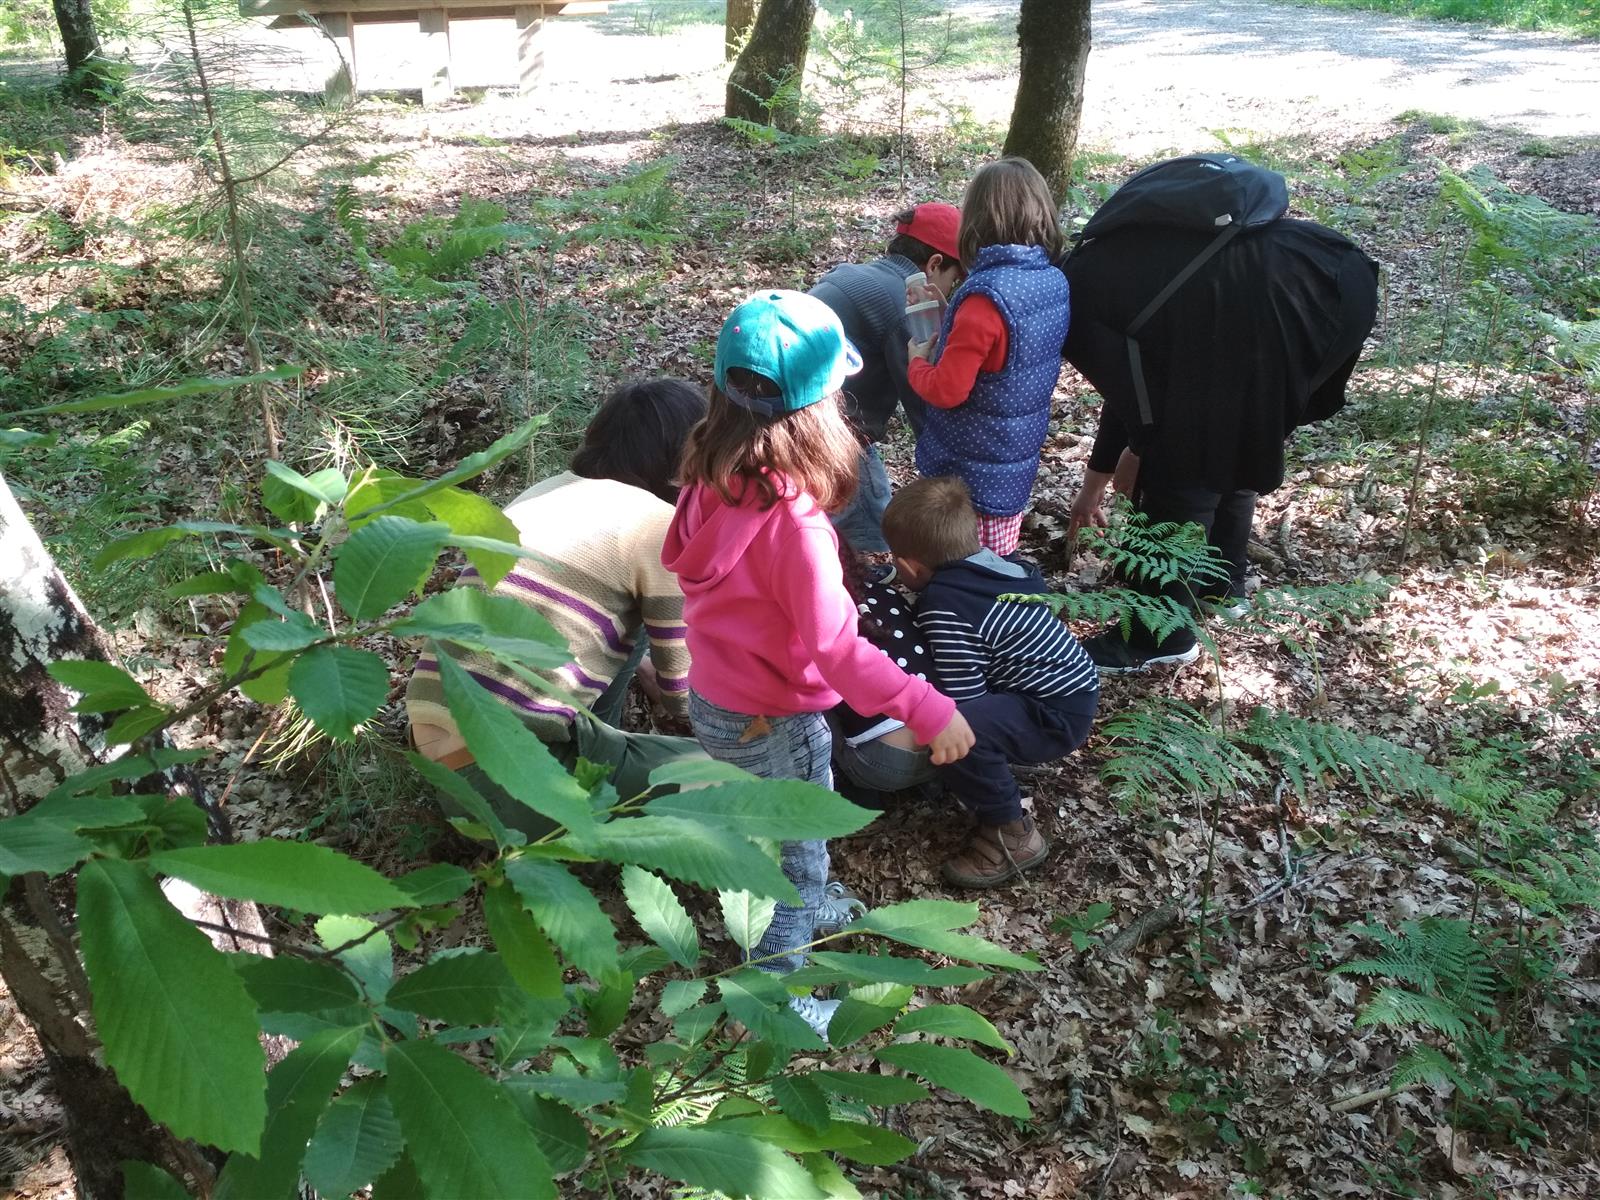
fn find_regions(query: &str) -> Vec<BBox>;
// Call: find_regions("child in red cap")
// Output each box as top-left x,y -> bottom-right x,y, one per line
808,201 -> 963,554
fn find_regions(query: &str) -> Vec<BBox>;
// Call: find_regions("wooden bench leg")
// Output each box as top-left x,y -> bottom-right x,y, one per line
321,11 -> 357,104
419,8 -> 453,105
515,5 -> 545,96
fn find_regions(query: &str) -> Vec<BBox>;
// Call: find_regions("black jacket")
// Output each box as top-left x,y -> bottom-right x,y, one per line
1061,219 -> 1378,495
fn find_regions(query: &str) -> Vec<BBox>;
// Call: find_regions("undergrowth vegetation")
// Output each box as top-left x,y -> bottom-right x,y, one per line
1,8 -> 1597,1197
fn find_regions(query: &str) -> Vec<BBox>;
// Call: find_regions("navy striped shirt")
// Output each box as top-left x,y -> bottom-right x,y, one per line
913,551 -> 1099,703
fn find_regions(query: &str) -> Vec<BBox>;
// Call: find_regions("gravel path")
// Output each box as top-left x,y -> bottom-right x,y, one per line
1069,0 -> 1600,149
12,0 -> 1584,149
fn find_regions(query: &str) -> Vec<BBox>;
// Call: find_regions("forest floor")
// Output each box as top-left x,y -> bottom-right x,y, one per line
2,2 -> 1599,1198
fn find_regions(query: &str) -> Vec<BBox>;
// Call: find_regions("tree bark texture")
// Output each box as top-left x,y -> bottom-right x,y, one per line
726,0 -> 815,131
725,0 -> 757,61
0,473 -> 275,1197
50,0 -> 101,77
1001,0 -> 1092,208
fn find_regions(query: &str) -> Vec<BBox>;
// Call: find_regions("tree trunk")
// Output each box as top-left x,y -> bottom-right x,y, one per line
725,0 -> 757,61
726,0 -> 815,131
0,474 -> 275,1197
50,0 -> 102,86
1001,0 -> 1092,208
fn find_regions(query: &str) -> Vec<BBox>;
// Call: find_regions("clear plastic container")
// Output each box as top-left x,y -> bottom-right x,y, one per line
906,300 -> 942,343
904,272 -> 942,343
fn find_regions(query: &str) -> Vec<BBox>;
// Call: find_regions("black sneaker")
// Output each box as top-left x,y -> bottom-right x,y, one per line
1083,628 -> 1201,675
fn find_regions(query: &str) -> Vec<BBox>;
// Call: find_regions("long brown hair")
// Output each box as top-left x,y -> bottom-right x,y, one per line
678,370 -> 861,513
958,156 -> 1063,269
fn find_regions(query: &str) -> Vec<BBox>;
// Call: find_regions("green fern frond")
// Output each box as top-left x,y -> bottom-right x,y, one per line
1334,956 -> 1439,991
1245,579 -> 1391,633
1472,868 -> 1557,916
1003,588 -> 1197,644
1241,707 -> 1449,800
1526,847 -> 1600,912
1080,508 -> 1231,593
1357,987 -> 1471,1040
1100,698 -> 1267,808
1392,1045 -> 1475,1095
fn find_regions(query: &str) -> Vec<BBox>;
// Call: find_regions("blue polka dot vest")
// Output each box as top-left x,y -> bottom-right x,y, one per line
915,243 -> 1071,517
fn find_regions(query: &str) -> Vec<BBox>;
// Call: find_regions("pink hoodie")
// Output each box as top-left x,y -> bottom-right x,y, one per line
661,481 -> 955,744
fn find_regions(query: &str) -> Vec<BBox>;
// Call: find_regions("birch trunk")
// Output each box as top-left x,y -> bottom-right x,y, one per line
0,473 -> 274,1197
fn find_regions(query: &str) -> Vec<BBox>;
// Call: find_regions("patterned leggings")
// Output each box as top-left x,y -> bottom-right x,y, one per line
976,511 -> 1025,556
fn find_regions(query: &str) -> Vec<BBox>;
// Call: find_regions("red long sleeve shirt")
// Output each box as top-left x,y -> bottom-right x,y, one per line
907,295 -> 1010,409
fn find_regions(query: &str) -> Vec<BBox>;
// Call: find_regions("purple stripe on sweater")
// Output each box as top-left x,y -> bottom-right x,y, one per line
499,571 -> 626,653
561,662 -> 610,693
659,676 -> 690,692
646,623 -> 689,640
414,658 -> 577,722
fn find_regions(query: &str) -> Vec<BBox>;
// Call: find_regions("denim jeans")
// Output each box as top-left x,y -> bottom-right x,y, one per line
829,444 -> 892,554
689,692 -> 831,974
825,711 -> 935,794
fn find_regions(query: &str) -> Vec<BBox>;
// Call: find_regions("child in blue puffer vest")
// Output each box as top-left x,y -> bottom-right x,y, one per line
907,157 -> 1071,556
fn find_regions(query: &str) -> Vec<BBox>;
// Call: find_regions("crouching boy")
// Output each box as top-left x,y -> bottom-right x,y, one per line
882,477 -> 1100,887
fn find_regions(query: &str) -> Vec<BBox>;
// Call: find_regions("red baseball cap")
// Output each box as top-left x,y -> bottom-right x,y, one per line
895,202 -> 961,262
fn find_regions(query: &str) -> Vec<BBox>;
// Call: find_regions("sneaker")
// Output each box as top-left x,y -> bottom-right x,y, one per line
789,993 -> 840,1037
814,880 -> 867,936
942,815 -> 1050,888
1083,628 -> 1201,675
1201,594 -> 1249,620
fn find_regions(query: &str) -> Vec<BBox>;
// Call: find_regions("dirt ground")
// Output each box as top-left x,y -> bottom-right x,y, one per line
2,1 -> 1598,1197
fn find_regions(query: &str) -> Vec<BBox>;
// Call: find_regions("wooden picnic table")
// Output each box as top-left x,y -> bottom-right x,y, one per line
240,0 -> 609,102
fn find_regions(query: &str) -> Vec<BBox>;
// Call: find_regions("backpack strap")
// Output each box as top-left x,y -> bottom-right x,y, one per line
1124,223 -> 1243,427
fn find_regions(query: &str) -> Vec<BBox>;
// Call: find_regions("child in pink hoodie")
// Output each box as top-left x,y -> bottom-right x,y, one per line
663,290 -> 974,1036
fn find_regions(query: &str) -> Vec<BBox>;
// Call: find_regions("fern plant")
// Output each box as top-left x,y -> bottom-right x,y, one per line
1335,918 -> 1498,1094
1006,587 -> 1197,648
1240,706 -> 1450,802
1098,698 -> 1268,809
1079,509 -> 1232,596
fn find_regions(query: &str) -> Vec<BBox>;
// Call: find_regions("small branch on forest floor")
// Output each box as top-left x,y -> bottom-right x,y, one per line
1104,903 -> 1181,958
1275,511 -> 1297,566
1330,1081 -> 1420,1113
885,1161 -> 963,1200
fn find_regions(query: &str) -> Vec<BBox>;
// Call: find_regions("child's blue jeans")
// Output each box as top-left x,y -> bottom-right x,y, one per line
688,692 -> 831,974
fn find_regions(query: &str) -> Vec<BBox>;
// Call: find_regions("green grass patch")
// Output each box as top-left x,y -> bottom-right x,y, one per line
1288,0 -> 1600,39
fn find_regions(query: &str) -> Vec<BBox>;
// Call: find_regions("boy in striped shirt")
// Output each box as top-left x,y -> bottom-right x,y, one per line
882,476 -> 1100,887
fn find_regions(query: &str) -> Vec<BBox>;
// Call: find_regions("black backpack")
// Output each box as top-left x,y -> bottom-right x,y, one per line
1067,154 -> 1289,426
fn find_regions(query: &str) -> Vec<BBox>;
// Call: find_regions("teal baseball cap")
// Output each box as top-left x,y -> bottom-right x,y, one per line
715,290 -> 863,416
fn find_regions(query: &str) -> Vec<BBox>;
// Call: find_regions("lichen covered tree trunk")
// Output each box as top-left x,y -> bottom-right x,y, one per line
726,0 -> 815,131
725,0 -> 757,61
0,473 -> 271,1197
1002,0 -> 1092,207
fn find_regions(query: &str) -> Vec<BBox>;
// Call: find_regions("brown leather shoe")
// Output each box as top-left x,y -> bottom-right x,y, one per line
941,815 -> 1049,888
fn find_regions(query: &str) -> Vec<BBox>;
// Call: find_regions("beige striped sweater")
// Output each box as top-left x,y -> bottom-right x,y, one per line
406,472 -> 690,747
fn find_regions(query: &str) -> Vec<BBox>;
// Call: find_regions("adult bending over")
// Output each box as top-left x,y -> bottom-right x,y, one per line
1062,216 -> 1379,673
406,378 -> 708,835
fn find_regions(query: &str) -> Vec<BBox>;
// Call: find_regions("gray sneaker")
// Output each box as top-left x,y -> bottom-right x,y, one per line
788,993 -> 840,1038
814,880 -> 867,937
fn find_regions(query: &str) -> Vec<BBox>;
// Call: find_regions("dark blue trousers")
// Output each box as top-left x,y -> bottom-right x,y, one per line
938,689 -> 1099,825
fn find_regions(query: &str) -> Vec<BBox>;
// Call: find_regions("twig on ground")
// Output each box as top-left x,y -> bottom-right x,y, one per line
886,1160 -> 963,1200
1330,1081 -> 1420,1113
1105,904 -> 1181,958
